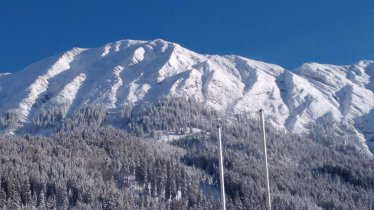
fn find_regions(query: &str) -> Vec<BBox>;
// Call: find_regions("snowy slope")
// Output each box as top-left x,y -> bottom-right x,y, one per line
0,39 -> 374,153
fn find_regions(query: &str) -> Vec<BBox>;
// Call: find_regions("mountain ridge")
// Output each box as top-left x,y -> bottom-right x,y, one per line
0,39 -> 373,153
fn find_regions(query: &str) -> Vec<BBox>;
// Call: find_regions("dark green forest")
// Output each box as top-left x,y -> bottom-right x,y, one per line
0,98 -> 373,209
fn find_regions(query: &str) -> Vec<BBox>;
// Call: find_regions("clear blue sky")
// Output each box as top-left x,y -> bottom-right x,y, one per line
1,0 -> 374,72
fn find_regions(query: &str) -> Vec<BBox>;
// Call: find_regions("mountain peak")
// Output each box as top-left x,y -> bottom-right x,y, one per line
1,39 -> 374,154
356,59 -> 374,67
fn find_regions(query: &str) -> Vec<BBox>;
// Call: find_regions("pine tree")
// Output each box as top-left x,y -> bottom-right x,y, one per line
39,190 -> 46,210
63,194 -> 69,209
151,177 -> 158,198
233,191 -> 243,209
0,187 -> 6,208
180,171 -> 188,199
157,166 -> 166,200
31,193 -> 37,208
21,179 -> 32,205
103,192 -> 118,210
7,197 -> 20,210
46,194 -> 56,209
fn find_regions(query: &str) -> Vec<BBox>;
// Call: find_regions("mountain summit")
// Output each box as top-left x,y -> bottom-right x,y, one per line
1,39 -> 373,153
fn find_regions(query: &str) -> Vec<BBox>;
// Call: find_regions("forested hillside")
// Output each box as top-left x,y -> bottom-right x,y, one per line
0,98 -> 373,209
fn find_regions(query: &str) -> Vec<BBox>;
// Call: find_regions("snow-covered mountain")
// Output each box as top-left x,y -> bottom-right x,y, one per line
1,39 -> 374,153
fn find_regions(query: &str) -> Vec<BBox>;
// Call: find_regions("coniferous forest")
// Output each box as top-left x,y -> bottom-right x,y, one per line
0,98 -> 374,209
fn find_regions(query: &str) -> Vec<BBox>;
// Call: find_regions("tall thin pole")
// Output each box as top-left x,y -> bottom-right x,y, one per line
217,126 -> 226,210
259,109 -> 271,210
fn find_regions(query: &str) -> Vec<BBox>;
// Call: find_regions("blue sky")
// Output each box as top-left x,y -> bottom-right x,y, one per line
1,0 -> 374,72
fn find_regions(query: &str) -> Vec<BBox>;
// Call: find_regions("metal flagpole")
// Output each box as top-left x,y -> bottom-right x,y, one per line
217,126 -> 226,210
259,109 -> 271,210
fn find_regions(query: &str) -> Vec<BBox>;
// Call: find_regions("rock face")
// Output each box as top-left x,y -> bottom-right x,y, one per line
0,39 -> 374,153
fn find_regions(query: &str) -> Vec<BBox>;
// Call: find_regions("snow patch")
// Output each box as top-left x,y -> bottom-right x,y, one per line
127,82 -> 151,104
130,47 -> 145,65
49,73 -> 86,115
101,44 -> 112,57
16,48 -> 84,121
108,66 -> 124,108
114,41 -> 121,52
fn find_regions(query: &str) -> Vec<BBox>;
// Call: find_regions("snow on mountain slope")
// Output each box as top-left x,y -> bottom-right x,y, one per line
0,39 -> 374,153
0,72 -> 11,77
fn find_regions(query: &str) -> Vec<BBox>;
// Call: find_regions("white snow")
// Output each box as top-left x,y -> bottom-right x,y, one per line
14,48 -> 85,121
101,44 -> 112,57
47,73 -> 86,115
157,128 -> 202,142
108,66 -> 124,108
0,72 -> 11,77
130,47 -> 145,65
1,39 -> 374,153
114,41 -> 121,52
